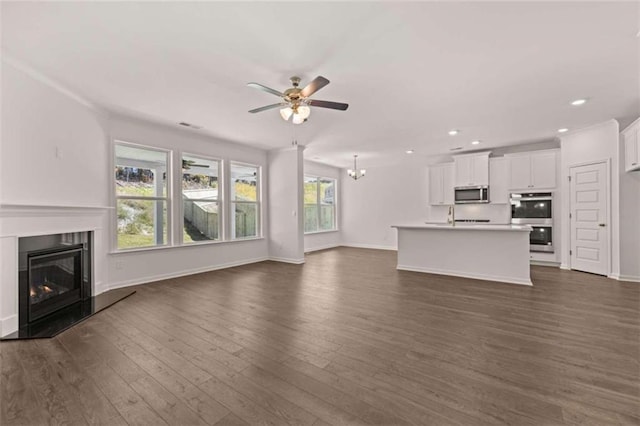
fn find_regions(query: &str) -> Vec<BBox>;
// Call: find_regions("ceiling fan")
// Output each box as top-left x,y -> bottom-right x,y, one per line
248,76 -> 349,124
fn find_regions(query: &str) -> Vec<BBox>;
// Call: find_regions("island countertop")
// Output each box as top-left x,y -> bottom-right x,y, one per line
392,223 -> 532,232
392,223 -> 532,285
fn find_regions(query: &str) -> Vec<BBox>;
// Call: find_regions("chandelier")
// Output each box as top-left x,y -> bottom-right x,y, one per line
347,155 -> 366,180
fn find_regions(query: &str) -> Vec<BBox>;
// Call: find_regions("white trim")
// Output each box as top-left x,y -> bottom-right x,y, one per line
397,264 -> 533,286
0,315 -> 18,337
530,260 -> 560,268
304,243 -> 341,253
0,204 -> 112,217
268,257 -> 305,264
341,243 -> 397,251
560,263 -> 570,270
610,274 -> 640,283
1,52 -> 102,112
107,256 -> 269,290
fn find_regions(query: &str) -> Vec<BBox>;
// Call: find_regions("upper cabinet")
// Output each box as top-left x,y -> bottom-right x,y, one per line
622,119 -> 640,172
506,150 -> 557,190
453,152 -> 490,187
429,163 -> 454,205
489,157 -> 509,204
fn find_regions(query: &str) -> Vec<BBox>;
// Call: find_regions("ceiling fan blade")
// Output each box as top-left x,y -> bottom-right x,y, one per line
300,76 -> 330,98
247,82 -> 285,98
307,99 -> 349,111
248,103 -> 287,113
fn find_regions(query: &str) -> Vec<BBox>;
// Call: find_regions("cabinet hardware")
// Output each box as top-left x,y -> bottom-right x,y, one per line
599,223 -> 606,227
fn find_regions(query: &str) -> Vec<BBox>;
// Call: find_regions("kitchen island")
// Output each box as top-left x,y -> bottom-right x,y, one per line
391,223 -> 533,285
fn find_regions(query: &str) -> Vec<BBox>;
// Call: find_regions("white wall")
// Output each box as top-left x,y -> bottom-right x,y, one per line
303,160 -> 342,252
1,59 -> 110,206
267,146 -> 304,263
1,59 -> 271,299
341,158 -> 429,250
560,120 -> 621,276
619,121 -> 640,282
107,115 -> 269,287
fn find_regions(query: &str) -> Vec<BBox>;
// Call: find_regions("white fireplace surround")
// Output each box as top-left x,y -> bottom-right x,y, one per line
0,204 -> 111,337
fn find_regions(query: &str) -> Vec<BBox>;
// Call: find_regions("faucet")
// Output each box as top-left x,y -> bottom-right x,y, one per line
447,205 -> 455,225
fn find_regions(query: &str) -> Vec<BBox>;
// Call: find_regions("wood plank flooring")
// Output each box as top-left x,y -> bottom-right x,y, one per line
1,247 -> 639,425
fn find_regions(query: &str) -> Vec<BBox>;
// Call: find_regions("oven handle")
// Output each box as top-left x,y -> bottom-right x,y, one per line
510,197 -> 552,202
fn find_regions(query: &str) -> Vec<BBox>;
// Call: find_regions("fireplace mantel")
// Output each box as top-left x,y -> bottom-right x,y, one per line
0,203 -> 113,217
0,203 -> 110,336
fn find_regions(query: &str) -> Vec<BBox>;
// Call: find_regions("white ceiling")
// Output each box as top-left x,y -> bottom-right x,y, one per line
2,2 -> 639,168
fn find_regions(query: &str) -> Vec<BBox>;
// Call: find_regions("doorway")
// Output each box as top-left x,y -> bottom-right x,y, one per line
569,161 -> 610,276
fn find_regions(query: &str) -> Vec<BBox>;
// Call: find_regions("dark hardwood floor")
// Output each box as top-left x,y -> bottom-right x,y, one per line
2,247 -> 639,425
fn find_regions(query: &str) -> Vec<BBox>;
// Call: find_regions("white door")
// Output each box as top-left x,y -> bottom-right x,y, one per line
570,162 -> 609,275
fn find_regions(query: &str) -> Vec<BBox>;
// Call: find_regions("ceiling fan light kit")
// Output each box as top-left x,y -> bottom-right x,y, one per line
248,75 -> 348,124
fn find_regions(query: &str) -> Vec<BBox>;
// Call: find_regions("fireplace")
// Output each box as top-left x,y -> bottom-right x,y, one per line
18,232 -> 92,329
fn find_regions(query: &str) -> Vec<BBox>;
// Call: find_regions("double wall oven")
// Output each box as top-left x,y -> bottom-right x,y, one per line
510,192 -> 553,253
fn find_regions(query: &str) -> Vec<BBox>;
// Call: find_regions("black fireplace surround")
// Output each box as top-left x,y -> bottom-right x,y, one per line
1,231 -> 134,340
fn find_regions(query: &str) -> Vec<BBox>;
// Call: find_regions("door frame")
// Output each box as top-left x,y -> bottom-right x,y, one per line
567,158 -> 611,275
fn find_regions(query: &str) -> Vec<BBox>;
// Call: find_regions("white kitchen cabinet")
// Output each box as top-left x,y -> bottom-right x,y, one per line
429,163 -> 454,205
453,152 -> 490,187
506,150 -> 557,190
622,119 -> 640,172
489,157 -> 509,203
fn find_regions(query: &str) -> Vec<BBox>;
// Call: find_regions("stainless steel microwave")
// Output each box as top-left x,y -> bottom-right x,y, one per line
454,186 -> 489,204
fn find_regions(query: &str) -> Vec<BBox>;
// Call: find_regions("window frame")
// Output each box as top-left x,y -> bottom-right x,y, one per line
180,153 -> 223,245
113,141 -> 172,251
304,174 -> 338,234
230,161 -> 262,240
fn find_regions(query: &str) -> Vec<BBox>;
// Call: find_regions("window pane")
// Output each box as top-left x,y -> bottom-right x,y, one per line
231,164 -> 258,201
183,200 -> 219,243
182,155 -> 220,243
320,178 -> 335,205
304,176 -> 318,204
233,202 -> 258,238
182,155 -> 220,195
115,144 -> 168,197
320,205 -> 335,231
117,200 -> 167,249
304,204 -> 319,233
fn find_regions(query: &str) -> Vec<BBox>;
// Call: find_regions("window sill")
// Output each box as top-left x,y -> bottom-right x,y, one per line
110,236 -> 265,254
304,229 -> 339,235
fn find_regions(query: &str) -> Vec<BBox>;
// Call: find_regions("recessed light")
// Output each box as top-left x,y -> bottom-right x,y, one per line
471,140 -> 481,145
448,129 -> 459,136
405,150 -> 414,154
558,128 -> 569,133
570,99 -> 587,106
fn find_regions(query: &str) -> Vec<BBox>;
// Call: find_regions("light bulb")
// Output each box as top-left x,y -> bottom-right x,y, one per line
297,105 -> 311,119
280,107 -> 293,121
360,169 -> 366,176
292,113 -> 305,124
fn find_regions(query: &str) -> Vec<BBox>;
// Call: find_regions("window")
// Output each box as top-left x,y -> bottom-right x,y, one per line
304,175 -> 336,233
182,154 -> 221,243
115,143 -> 170,249
230,163 -> 260,239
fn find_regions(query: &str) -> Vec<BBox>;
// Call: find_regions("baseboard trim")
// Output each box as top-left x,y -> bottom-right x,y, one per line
107,256 -> 270,290
304,243 -> 341,253
341,243 -> 397,251
610,274 -> 640,283
268,257 -> 305,264
560,263 -> 570,270
0,315 -> 18,338
530,261 -> 561,267
397,264 -> 533,286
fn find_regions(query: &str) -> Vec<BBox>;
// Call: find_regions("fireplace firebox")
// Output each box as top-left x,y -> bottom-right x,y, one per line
22,244 -> 85,323
17,232 -> 93,330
